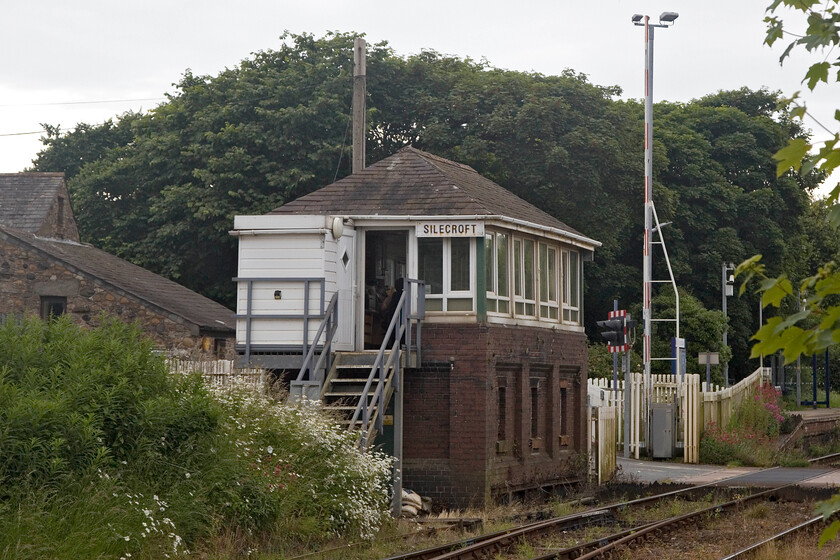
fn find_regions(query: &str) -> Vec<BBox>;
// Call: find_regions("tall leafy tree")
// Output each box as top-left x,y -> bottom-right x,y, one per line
30,32 -> 818,382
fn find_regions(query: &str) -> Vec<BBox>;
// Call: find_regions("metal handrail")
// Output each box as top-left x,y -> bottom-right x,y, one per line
233,276 -> 326,361
296,292 -> 338,382
350,278 -> 425,447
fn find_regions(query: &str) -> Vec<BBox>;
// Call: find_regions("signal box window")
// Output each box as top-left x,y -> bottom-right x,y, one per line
418,237 -> 474,312
562,250 -> 580,324
40,296 -> 67,319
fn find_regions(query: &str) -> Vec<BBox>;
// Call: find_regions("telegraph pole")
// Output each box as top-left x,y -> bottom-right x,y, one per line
352,38 -> 366,173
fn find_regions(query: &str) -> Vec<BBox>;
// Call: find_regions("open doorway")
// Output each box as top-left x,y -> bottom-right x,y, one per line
364,230 -> 407,349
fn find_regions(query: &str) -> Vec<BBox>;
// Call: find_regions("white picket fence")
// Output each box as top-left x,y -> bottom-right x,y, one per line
590,406 -> 617,484
702,367 -> 771,429
166,359 -> 267,389
588,367 -> 770,470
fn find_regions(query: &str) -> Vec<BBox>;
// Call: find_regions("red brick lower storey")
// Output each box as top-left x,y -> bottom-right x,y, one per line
403,322 -> 588,509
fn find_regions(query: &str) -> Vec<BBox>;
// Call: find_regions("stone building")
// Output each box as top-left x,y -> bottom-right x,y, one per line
234,148 -> 600,507
0,172 -> 80,240
0,173 -> 234,355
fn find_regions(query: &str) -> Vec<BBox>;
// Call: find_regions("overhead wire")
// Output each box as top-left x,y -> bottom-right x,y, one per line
0,97 -> 166,108
0,95 -> 166,137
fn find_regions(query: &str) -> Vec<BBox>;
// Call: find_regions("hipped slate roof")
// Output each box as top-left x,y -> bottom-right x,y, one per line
0,173 -> 70,234
0,226 -> 234,334
271,147 -> 596,245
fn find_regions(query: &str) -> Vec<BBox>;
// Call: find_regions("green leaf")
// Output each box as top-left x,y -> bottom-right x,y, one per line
781,327 -> 810,364
779,40 -> 796,64
819,305 -> 840,331
764,16 -> 784,46
735,255 -> 765,295
828,184 -> 840,206
776,309 -> 811,330
750,317 -> 785,357
773,138 -> 810,176
819,520 -> 840,548
829,203 -> 840,229
821,147 -> 840,175
790,105 -> 807,119
751,321 -> 809,364
760,275 -> 793,308
804,61 -> 831,90
816,494 -> 840,518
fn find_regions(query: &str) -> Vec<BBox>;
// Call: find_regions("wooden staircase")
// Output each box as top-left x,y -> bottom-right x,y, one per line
320,351 -> 398,444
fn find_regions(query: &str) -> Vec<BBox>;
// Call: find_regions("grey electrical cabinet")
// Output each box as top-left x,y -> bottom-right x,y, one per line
651,402 -> 676,459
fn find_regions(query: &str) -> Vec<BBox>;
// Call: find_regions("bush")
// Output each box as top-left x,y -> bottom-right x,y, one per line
0,316 -> 393,559
700,383 -> 795,467
732,383 -> 785,439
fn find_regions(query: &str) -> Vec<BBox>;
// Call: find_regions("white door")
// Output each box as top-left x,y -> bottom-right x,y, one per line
334,228 -> 356,351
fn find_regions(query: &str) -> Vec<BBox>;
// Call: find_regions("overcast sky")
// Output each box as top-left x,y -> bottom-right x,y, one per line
1,0 -> 837,196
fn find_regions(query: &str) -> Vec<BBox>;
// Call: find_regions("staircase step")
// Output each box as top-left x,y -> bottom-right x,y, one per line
324,390 -> 372,397
335,352 -> 380,366
329,405 -> 363,412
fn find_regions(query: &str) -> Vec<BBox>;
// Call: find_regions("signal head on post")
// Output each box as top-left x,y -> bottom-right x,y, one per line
597,316 -> 626,350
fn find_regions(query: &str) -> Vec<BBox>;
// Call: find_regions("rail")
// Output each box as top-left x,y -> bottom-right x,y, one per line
720,515 -> 826,559
350,278 -> 425,448
233,276 -> 326,362
385,463 -> 811,560
295,291 -> 339,388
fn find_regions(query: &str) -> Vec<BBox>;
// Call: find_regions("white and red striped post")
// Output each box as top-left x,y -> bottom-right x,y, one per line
642,15 -> 655,447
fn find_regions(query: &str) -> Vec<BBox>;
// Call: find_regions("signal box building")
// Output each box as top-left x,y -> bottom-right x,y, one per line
233,147 -> 600,507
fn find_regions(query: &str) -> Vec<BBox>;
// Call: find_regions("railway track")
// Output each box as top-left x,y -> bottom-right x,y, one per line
809,451 -> 840,467
713,455 -> 840,560
385,460 -> 839,560
719,515 -> 826,559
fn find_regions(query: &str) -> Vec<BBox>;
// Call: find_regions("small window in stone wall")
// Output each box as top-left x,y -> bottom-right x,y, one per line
495,369 -> 516,455
40,296 -> 67,319
497,384 -> 506,440
560,387 -> 568,441
529,376 -> 546,453
214,338 -> 227,358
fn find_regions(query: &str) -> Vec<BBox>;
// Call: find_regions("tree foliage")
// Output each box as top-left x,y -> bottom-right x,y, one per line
30,32 -> 820,380
735,1 -> 840,553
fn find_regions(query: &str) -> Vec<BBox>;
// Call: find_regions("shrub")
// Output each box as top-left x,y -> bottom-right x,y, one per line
700,383 -> 794,467
699,422 -> 775,467
731,383 -> 785,439
0,316 -> 393,559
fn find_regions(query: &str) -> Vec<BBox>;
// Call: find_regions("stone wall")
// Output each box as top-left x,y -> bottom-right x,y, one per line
36,191 -> 80,242
403,322 -> 588,509
0,238 -> 229,356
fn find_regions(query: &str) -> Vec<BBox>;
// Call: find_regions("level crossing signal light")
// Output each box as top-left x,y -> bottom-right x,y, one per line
597,310 -> 636,353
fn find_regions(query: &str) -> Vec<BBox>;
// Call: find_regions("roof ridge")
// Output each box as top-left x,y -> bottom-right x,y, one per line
0,172 -> 66,177
401,146 -> 478,174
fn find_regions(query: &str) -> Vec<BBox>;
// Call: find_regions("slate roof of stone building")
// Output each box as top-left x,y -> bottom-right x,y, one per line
0,226 -> 234,334
0,173 -> 69,233
271,147 -> 596,244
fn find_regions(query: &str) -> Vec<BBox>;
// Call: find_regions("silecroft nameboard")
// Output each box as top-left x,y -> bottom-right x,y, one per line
415,221 -> 484,238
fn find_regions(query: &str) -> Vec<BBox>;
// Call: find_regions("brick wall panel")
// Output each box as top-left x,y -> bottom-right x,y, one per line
404,322 -> 588,509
